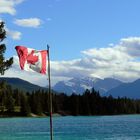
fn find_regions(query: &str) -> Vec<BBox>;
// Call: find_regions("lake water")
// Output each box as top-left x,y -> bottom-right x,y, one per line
0,115 -> 140,140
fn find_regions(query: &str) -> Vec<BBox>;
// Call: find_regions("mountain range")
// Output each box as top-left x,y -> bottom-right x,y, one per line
1,77 -> 140,99
53,77 -> 140,98
53,77 -> 123,95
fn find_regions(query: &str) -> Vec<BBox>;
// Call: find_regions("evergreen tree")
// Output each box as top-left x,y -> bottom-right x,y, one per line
70,93 -> 80,115
5,87 -> 15,113
13,89 -> 21,106
6,95 -> 15,112
0,21 -> 13,75
29,91 -> 43,115
20,93 -> 31,116
81,89 -> 91,115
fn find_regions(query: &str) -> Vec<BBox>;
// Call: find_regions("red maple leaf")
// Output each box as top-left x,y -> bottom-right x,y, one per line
27,50 -> 38,65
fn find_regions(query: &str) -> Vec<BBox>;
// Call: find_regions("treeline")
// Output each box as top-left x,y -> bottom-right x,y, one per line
0,81 -> 140,116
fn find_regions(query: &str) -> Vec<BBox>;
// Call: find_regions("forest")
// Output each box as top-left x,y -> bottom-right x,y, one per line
0,81 -> 140,117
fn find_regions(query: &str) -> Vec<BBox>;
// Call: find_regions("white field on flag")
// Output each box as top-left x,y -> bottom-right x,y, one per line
15,46 -> 48,74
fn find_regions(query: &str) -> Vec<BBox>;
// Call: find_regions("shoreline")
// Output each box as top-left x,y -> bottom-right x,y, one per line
0,112 -> 140,118
0,112 -> 63,118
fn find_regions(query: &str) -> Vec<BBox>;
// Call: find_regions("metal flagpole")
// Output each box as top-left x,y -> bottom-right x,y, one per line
47,44 -> 53,140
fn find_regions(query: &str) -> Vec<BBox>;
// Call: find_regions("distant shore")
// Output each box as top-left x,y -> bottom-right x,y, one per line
1,112 -> 140,118
0,112 -> 65,118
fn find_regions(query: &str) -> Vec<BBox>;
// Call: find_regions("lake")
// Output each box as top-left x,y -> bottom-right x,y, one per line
0,115 -> 140,140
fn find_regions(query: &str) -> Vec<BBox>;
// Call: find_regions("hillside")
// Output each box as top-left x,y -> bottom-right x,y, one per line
0,77 -> 46,92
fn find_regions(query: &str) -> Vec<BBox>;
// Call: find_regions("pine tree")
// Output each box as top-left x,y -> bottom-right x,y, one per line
5,86 -> 15,113
0,21 -> 13,75
20,93 -> 31,116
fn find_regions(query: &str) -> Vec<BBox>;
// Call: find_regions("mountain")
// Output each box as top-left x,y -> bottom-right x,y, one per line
93,78 -> 123,94
53,77 -> 123,95
0,77 -> 46,92
107,79 -> 140,99
53,77 -> 99,95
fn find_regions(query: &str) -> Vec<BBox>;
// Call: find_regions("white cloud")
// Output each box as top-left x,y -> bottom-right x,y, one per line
81,37 -> 140,82
119,37 -> 140,57
3,37 -> 140,86
51,37 -> 140,83
14,18 -> 42,28
6,28 -> 21,40
0,0 -> 24,15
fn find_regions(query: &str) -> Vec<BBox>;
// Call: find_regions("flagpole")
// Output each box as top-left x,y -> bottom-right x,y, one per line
47,44 -> 53,140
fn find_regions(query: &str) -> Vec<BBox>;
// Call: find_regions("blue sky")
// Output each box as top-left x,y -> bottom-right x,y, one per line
1,0 -> 140,86
3,0 -> 140,60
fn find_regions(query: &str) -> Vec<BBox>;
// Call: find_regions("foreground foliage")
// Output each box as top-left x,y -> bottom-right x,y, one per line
0,21 -> 13,75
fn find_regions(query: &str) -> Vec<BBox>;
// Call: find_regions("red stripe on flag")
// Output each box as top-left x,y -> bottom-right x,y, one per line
15,46 -> 28,70
40,50 -> 48,74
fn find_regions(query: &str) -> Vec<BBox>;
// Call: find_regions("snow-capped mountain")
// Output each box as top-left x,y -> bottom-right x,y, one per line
52,77 -> 123,95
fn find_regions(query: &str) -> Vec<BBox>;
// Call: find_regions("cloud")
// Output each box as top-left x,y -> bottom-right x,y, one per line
3,37 -> 140,86
0,0 -> 24,15
6,28 -> 21,40
80,37 -> 140,81
14,18 -> 42,28
119,37 -> 140,57
51,37 -> 140,83
82,37 -> 140,59
51,59 -> 91,78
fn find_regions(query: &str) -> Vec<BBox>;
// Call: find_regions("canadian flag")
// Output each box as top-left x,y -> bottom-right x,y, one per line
15,46 -> 48,74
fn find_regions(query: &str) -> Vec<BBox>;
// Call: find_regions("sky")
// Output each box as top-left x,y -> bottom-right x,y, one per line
1,0 -> 140,86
